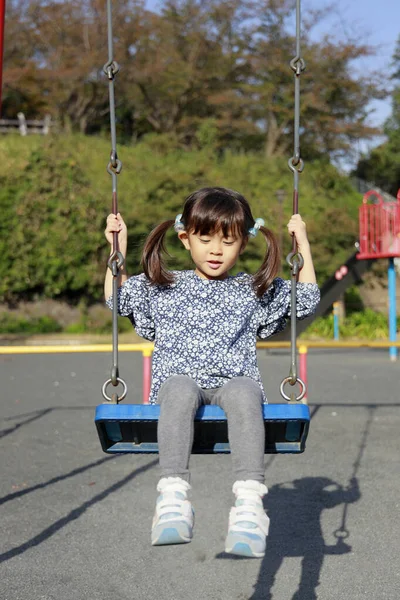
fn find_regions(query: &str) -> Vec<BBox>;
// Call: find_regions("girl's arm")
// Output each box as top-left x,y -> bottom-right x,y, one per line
104,213 -> 128,300
287,214 -> 317,284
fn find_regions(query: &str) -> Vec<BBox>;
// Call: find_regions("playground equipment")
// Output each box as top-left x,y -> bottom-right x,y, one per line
357,189 -> 400,361
95,0 -> 312,454
276,189 -> 400,360
95,403 -> 310,454
357,190 -> 400,260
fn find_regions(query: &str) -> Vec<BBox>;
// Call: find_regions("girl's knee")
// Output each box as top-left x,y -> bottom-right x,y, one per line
226,377 -> 263,402
221,377 -> 263,414
157,375 -> 201,406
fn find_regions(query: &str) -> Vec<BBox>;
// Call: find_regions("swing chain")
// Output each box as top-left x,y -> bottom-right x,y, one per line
101,0 -> 127,404
108,249 -> 125,275
103,59 -> 120,79
289,55 -> 306,76
288,0 -> 306,175
107,155 -> 122,176
280,0 -> 307,404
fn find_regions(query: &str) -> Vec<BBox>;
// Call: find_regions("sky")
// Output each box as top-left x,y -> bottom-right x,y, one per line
145,0 -> 400,158
306,0 -> 399,124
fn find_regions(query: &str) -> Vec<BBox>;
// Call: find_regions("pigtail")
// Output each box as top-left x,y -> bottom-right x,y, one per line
252,225 -> 281,297
141,220 -> 175,286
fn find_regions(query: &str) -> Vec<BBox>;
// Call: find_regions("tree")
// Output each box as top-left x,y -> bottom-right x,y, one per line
1,0 -> 389,155
2,0 -> 48,118
121,0 -> 254,144
244,0 -> 386,160
353,35 -> 400,196
3,0 -> 146,132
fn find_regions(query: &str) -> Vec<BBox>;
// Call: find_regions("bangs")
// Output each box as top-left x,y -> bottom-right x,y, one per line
184,189 -> 250,239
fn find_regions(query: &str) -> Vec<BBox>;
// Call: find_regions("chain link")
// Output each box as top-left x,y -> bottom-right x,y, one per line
281,0 -> 307,402
102,0 -> 127,404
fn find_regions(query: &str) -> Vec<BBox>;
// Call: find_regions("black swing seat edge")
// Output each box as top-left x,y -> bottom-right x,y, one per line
95,403 -> 310,455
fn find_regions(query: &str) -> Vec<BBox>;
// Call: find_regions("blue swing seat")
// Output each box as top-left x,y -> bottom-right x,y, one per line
95,403 -> 310,454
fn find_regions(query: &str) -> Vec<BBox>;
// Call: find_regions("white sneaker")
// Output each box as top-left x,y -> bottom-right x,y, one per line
151,477 -> 194,546
225,480 -> 270,558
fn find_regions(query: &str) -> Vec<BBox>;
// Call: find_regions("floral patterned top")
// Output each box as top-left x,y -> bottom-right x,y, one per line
107,271 -> 320,404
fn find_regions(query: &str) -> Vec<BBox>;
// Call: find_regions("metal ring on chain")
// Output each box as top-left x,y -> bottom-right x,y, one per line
102,377 -> 128,403
286,251 -> 304,270
107,160 -> 123,175
288,156 -> 305,173
103,60 -> 120,79
107,250 -> 125,272
290,56 -> 306,74
280,376 -> 306,402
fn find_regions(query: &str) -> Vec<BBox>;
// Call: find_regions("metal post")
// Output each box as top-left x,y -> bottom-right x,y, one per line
388,257 -> 397,361
0,0 -> 6,115
142,348 -> 152,404
299,345 -> 308,401
333,302 -> 340,341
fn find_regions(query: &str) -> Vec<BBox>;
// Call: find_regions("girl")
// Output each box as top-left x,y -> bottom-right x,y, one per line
104,187 -> 319,558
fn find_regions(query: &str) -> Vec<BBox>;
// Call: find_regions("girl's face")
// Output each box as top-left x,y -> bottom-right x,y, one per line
178,229 -> 247,280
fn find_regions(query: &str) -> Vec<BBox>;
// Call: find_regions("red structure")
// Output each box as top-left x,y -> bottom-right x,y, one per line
357,189 -> 400,260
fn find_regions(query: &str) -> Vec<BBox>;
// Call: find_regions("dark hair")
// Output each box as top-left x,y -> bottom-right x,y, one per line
141,187 -> 280,297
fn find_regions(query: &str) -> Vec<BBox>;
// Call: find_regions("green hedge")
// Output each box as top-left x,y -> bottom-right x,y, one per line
0,314 -> 62,334
0,133 -> 361,304
303,309 -> 400,340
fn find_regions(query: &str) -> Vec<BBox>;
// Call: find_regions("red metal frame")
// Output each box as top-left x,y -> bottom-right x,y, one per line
357,189 -> 400,260
0,0 -> 5,115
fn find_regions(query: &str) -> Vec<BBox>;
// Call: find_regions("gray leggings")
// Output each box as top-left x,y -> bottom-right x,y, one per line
157,375 -> 265,483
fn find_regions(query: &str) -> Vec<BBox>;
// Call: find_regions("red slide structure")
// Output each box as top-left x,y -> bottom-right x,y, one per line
358,189 -> 400,260
277,189 -> 400,340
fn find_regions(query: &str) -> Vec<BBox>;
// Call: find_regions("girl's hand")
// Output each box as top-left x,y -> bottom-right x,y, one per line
105,213 -> 128,248
287,214 -> 309,250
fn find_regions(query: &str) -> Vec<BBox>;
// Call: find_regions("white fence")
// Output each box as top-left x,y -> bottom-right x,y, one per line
0,112 -> 51,136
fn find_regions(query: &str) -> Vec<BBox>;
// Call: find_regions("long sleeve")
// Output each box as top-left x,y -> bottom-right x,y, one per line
256,277 -> 320,339
106,273 -> 155,341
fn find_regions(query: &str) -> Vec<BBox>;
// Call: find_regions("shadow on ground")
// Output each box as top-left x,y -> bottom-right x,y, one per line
250,475 -> 360,600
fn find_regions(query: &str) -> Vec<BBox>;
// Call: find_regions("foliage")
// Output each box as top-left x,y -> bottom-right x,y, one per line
353,35 -> 400,196
64,316 -> 132,334
0,136 -> 106,303
0,314 -> 62,334
0,133 -> 363,305
3,0 -> 385,159
303,309 -> 400,341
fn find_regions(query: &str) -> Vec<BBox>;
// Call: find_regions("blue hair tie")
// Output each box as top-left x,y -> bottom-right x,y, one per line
248,218 -> 265,237
174,213 -> 185,232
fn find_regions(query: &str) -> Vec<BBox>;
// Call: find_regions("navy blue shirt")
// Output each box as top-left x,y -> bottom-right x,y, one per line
107,271 -> 320,403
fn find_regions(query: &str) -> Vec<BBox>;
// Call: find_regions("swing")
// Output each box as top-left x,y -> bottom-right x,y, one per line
95,0 -> 310,454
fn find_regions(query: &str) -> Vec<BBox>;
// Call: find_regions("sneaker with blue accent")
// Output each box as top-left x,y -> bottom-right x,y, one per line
225,480 -> 269,558
151,477 -> 194,546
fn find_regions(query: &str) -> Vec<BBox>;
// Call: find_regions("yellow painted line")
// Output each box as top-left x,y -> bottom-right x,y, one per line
257,341 -> 400,349
298,341 -> 400,348
1,340 -> 400,354
0,344 -> 153,354
257,342 -> 290,349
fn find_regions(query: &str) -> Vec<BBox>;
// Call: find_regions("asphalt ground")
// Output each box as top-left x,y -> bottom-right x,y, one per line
1,348 -> 399,600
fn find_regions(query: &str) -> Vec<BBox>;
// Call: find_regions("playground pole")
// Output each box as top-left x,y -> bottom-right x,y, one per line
0,0 -> 5,115
333,302 -> 340,341
388,258 -> 397,361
